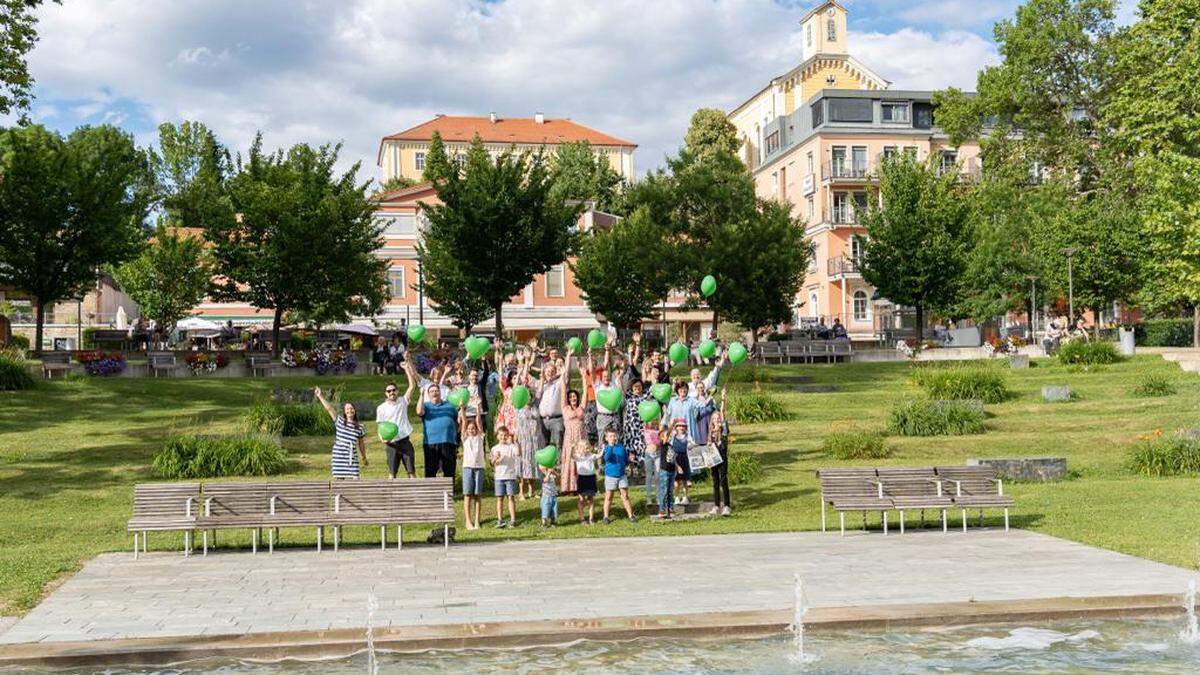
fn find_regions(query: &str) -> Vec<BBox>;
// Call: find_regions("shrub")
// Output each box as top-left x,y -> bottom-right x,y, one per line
1126,435 -> 1200,477
910,364 -> 1011,404
727,389 -> 790,423
243,400 -> 334,436
1138,319 -> 1192,348
152,433 -> 287,479
821,429 -> 893,460
1058,340 -> 1122,366
888,399 -> 985,437
726,451 -> 762,485
0,354 -> 35,391
289,333 -> 316,350
1131,374 -> 1177,398
7,334 -> 30,352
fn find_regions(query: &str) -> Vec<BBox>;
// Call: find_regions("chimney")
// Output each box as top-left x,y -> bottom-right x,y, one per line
534,112 -> 545,124
489,112 -> 497,123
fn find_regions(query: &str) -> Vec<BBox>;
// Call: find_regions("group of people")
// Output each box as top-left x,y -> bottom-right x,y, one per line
1041,317 -> 1091,355
314,332 -> 735,530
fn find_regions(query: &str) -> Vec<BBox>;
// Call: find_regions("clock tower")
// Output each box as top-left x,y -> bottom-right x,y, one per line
801,1 -> 849,58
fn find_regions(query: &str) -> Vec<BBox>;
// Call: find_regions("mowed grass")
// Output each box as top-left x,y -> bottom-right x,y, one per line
2,355 -> 1200,615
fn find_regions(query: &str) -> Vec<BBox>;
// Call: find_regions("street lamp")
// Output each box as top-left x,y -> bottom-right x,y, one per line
1027,275 -> 1039,342
417,257 -> 425,325
1061,247 -> 1078,321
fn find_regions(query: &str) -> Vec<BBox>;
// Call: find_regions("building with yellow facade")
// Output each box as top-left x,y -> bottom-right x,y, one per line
729,1 -> 982,342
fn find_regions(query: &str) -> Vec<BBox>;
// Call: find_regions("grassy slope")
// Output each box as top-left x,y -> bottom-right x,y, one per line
1,355 -> 1199,615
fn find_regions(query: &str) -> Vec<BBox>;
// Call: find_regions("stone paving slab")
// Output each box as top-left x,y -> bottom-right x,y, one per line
0,529 -> 1194,645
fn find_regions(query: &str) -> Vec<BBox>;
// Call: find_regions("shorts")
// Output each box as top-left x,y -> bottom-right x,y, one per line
675,452 -> 690,478
604,475 -> 629,492
577,473 -> 597,496
462,467 -> 484,495
385,437 -> 415,476
494,478 -> 517,497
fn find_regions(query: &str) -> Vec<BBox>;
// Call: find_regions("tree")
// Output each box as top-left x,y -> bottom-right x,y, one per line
112,226 -> 210,333
0,0 -> 57,116
681,108 -> 741,165
858,155 -> 972,342
419,135 -> 577,337
1106,0 -> 1200,343
205,136 -> 388,354
376,175 -> 417,194
0,124 -> 153,354
572,207 -> 674,329
548,140 -> 623,212
151,121 -> 233,230
422,131 -> 453,184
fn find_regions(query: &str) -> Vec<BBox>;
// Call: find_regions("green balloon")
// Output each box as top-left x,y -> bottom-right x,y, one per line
651,382 -> 672,404
465,336 -> 489,360
698,339 -> 717,360
566,337 -> 583,355
700,274 -> 717,297
669,342 -> 689,364
378,421 -> 399,441
535,444 -> 559,469
406,324 -> 426,343
511,385 -> 531,410
587,329 -> 606,349
637,399 -> 661,423
448,386 -> 470,408
596,388 -> 624,411
728,341 -> 748,365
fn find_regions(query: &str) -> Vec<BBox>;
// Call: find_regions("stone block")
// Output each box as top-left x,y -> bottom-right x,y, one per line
1008,354 -> 1030,369
1042,385 -> 1072,402
967,457 -> 1067,482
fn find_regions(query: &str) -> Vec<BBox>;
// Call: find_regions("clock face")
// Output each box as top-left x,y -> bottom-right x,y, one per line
827,7 -> 835,16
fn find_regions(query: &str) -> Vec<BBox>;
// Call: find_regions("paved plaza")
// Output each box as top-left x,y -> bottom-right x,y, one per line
1,529 -> 1194,645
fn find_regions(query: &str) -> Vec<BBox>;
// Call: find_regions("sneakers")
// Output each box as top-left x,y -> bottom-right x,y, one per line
722,506 -> 732,517
496,519 -> 507,528
628,516 -> 637,523
603,517 -> 612,525
709,506 -> 720,516
508,519 -> 517,528
541,518 -> 549,528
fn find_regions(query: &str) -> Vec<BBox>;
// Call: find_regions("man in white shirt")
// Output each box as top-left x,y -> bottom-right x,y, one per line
687,349 -> 728,398
376,360 -> 417,478
539,361 -> 564,453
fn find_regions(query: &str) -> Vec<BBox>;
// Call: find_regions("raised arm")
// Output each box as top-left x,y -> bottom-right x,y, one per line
401,359 -> 417,401
313,386 -> 337,421
415,387 -> 427,417
703,352 -> 727,390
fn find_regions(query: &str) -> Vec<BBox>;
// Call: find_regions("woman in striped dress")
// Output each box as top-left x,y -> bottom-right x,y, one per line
315,386 -> 368,479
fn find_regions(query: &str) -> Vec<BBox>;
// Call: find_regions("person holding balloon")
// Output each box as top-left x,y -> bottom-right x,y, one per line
376,359 -> 418,479
558,350 -> 584,494
460,409 -> 487,530
490,426 -> 520,528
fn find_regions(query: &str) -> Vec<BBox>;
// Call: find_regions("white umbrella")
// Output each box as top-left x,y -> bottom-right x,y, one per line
176,317 -> 222,335
115,306 -> 128,330
335,323 -> 378,337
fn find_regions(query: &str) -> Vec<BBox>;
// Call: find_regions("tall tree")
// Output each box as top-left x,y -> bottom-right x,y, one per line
681,108 -> 741,165
418,135 -> 577,337
0,0 -> 57,116
858,155 -> 972,342
205,136 -> 388,353
548,140 -> 623,212
572,207 -> 674,329
1106,0 -> 1200,343
151,121 -> 232,231
112,226 -> 210,334
422,131 -> 453,184
0,124 -> 153,354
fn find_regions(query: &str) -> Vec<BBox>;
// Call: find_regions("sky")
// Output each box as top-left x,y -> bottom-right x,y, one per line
8,0 -> 1139,184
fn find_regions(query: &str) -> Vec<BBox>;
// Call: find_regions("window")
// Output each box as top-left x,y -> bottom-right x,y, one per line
853,290 -> 869,322
939,150 -> 958,175
414,152 -> 426,172
1029,160 -> 1045,184
851,235 -> 866,263
378,213 -> 417,236
853,192 -> 868,217
811,101 -> 824,127
808,243 -> 818,273
764,131 -> 781,155
807,197 -> 815,221
545,264 -> 565,297
882,146 -> 898,161
881,102 -> 910,123
388,268 -> 406,299
914,102 -> 934,129
851,146 -> 868,176
828,98 -> 873,123
831,146 -> 846,176
806,151 -> 814,173
806,23 -> 812,46
832,192 -> 850,223
827,18 -> 836,42
904,146 -> 919,159
809,292 -> 820,318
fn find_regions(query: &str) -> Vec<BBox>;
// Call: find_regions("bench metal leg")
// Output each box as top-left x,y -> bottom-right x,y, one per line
380,525 -> 386,550
882,511 -> 888,535
1004,508 -> 1010,532
142,531 -> 148,554
444,524 -> 449,550
839,512 -> 845,537
899,510 -> 905,534
941,510 -> 947,533
184,531 -> 191,557
133,533 -> 139,560
333,526 -> 340,552
821,502 -> 826,532
317,527 -> 323,552
203,531 -> 208,556
252,529 -> 258,555
961,509 -> 967,533
397,525 -> 402,551
269,528 -> 275,553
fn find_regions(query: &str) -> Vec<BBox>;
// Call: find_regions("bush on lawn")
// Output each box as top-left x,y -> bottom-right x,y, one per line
910,364 -> 1011,404
152,433 -> 287,479
888,399 -> 985,437
821,429 -> 892,460
242,400 -> 334,436
1058,340 -> 1122,366
0,352 -> 35,391
727,388 -> 789,423
1131,374 -> 1177,398
7,334 -> 30,352
1138,319 -> 1193,348
1126,435 -> 1200,477
726,451 -> 763,485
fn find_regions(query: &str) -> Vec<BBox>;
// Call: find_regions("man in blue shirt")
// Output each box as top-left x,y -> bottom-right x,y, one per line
416,384 -> 459,478
600,428 -> 637,524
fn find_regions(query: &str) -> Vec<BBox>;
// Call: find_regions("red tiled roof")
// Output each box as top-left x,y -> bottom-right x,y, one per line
382,115 -> 636,148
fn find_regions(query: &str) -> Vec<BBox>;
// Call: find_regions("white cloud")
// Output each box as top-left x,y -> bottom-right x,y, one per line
22,0 -> 1002,180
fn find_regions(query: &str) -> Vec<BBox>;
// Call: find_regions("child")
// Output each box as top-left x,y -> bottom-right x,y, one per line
573,440 -> 599,525
642,420 -> 662,507
460,410 -> 486,530
667,419 -> 693,514
491,426 -> 520,528
601,428 -> 636,524
709,406 -> 732,517
540,464 -> 559,527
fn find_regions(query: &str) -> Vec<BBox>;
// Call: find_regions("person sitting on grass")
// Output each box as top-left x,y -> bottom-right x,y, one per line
540,464 -> 559,528
667,418 -> 694,507
491,426 -> 520,528
314,386 -> 368,480
460,409 -> 487,530
573,439 -> 599,525
601,428 -> 636,524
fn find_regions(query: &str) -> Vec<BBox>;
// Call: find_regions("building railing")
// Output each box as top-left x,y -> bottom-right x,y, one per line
826,207 -> 860,225
827,255 -> 862,277
821,159 -> 873,182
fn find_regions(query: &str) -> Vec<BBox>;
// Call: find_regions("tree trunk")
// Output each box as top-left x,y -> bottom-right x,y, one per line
494,302 -> 504,343
34,298 -> 46,357
914,304 -> 924,343
1193,305 -> 1200,349
272,306 -> 283,357
1093,305 -> 1103,341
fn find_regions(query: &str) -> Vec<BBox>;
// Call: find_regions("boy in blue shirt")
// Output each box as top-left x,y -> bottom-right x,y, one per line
601,428 -> 637,524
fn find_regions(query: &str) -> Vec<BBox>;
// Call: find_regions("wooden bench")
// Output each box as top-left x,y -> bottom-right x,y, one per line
148,351 -> 176,378
90,329 -> 131,351
246,352 -> 274,377
874,467 -> 953,533
935,465 -> 1013,532
829,341 -> 853,362
330,478 -> 454,550
263,481 -> 333,552
757,342 -> 783,364
41,352 -> 71,379
127,482 -> 200,558
816,467 -> 891,536
783,341 -> 809,364
197,482 -> 271,554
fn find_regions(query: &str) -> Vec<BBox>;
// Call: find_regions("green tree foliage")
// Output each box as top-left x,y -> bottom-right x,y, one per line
0,124 -> 153,353
422,131 -> 454,184
681,108 -> 741,165
205,136 -> 388,353
858,155 -> 971,341
572,207 -> 674,329
418,135 -> 577,336
548,140 -> 623,211
0,0 -> 57,116
376,175 -> 417,194
151,121 -> 232,231
112,227 -> 211,333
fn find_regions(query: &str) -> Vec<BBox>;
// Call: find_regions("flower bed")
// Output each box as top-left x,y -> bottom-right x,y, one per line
75,350 -> 126,376
983,335 -> 1026,357
184,352 -> 231,375
281,347 -> 358,375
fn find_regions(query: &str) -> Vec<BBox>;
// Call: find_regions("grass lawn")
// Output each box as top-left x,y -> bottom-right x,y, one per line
2,354 -> 1199,615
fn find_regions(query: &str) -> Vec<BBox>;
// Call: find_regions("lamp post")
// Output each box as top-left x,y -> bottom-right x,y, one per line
1061,247 -> 1078,321
1027,275 -> 1039,342
417,256 -> 425,325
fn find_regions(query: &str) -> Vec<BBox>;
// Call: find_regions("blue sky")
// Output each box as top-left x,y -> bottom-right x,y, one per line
7,0 -> 1138,181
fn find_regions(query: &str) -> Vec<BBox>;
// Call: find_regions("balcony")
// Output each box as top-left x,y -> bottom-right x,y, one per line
821,160 -> 874,183
825,207 -> 860,226
827,255 -> 862,278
